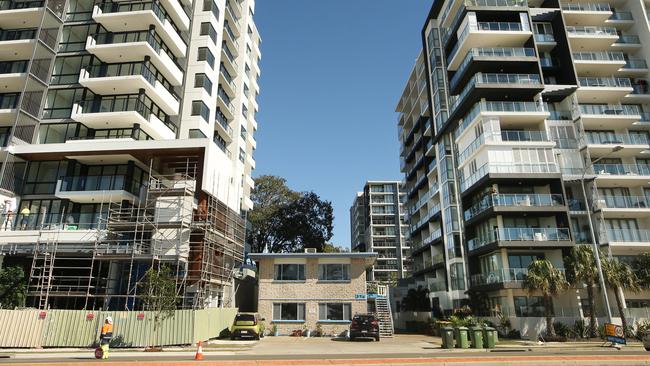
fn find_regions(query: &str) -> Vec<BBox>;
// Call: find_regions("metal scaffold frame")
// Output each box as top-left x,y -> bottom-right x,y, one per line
24,159 -> 246,310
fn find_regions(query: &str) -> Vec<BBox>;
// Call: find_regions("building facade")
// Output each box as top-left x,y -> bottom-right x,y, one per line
249,252 -> 377,336
396,0 -> 650,319
0,0 -> 261,310
350,181 -> 410,282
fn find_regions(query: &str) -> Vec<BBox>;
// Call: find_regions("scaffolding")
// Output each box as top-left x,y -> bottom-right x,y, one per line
23,160 -> 246,310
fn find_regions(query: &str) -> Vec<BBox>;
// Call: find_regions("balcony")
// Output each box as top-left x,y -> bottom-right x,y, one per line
603,228 -> 650,245
606,11 -> 634,26
566,26 -> 618,50
449,73 -> 542,114
79,62 -> 180,115
447,19 -> 532,70
572,52 -> 625,75
0,92 -> 19,125
412,229 -> 443,254
86,30 -> 183,85
561,3 -> 611,26
223,20 -> 239,50
449,47 -> 536,91
583,133 -> 649,156
620,59 -> 649,77
467,227 -> 572,252
55,174 -> 139,203
578,104 -> 641,128
0,29 -> 37,61
221,41 -> 238,75
0,60 -> 27,92
463,193 -> 565,222
71,94 -> 176,140
613,35 -> 641,50
455,101 -> 549,141
577,77 -> 632,102
409,204 -> 441,235
92,2 -> 187,58
471,267 -> 565,288
0,0 -> 44,28
460,162 -> 559,193
592,163 -> 650,186
458,130 -> 553,166
534,33 -> 556,51
594,195 -> 650,217
226,0 -> 242,20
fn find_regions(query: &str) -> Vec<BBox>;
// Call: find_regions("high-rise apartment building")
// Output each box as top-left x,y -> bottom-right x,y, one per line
397,0 -> 650,317
0,0 -> 261,310
350,181 -> 410,282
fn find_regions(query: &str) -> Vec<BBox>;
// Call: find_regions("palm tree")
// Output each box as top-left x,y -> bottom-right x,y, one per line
564,246 -> 598,337
523,259 -> 569,337
601,255 -> 640,332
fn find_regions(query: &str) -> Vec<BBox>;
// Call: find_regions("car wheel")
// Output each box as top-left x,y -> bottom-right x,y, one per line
645,346 -> 650,351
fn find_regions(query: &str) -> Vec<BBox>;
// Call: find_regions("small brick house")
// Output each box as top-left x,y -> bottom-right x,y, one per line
248,251 -> 377,336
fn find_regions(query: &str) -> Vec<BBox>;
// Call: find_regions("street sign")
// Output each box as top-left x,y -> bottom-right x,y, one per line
604,323 -> 626,344
355,294 -> 367,300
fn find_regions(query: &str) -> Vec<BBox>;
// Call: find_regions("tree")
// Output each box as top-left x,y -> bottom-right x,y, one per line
139,265 -> 178,348
249,176 -> 334,253
632,252 -> 650,289
401,285 -> 431,312
564,246 -> 599,338
322,243 -> 349,253
0,265 -> 27,309
523,259 -> 568,337
601,255 -> 640,332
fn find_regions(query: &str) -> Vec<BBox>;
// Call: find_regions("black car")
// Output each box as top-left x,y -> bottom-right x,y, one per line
349,314 -> 380,341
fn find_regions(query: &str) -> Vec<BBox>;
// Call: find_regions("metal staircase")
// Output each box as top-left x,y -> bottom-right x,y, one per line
374,297 -> 394,338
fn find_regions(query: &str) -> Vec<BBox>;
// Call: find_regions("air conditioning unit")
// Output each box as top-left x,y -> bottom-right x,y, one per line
304,248 -> 317,253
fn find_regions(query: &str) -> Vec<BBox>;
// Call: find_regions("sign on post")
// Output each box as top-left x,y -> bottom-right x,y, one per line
604,323 -> 626,344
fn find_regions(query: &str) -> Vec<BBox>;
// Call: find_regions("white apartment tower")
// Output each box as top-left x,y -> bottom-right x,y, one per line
0,0 -> 261,310
350,181 -> 411,282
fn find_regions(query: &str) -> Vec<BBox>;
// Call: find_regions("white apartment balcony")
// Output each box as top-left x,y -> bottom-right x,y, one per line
221,41 -> 238,75
471,267 -> 566,289
592,163 -> 650,187
0,0 -> 44,28
612,35 -> 641,51
618,59 -> 649,77
594,195 -> 650,218
226,0 -> 242,19
92,2 -> 186,58
534,33 -> 556,52
457,130 -> 554,167
572,52 -> 626,75
223,19 -> 239,51
217,86 -> 235,120
215,110 -> 233,143
460,162 -> 559,193
0,60 -> 27,92
467,227 -> 571,253
605,11 -> 635,27
447,20 -> 532,71
566,26 -> 618,50
78,62 -> 180,116
0,29 -> 37,61
55,175 -> 139,203
576,77 -> 633,102
0,92 -> 18,126
561,3 -> 611,26
625,82 -> 650,103
219,63 -> 237,96
455,101 -> 549,142
464,193 -> 565,222
578,104 -> 641,128
224,2 -> 241,31
582,133 -> 649,157
85,31 -> 183,86
601,228 -> 650,246
71,95 -> 176,140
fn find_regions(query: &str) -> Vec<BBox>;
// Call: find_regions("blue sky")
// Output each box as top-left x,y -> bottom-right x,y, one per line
252,1 -> 431,248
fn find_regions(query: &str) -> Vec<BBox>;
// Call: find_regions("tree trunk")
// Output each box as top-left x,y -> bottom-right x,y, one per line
587,284 -> 597,338
613,286 -> 628,332
545,294 -> 555,337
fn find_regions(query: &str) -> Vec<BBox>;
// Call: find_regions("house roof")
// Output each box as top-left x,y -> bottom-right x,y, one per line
248,252 -> 378,267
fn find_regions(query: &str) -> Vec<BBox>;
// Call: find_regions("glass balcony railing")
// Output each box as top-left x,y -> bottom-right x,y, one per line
632,83 -> 650,95
455,101 -> 546,139
471,268 -> 566,287
573,51 -> 625,61
585,133 -> 649,145
0,29 -> 36,41
86,62 -> 179,101
97,1 -> 183,37
579,104 -> 640,116
566,26 -> 617,36
467,227 -> 571,251
0,92 -> 19,109
461,162 -> 558,191
449,73 -> 541,112
0,60 -> 27,74
59,174 -> 133,194
605,229 -> 650,242
477,21 -> 524,31
466,0 -> 527,6
592,163 -> 650,175
609,11 -> 633,20
66,127 -> 152,141
578,77 -> 631,87
464,193 -> 564,221
93,30 -> 181,69
623,59 -> 648,69
616,35 -> 640,44
597,195 -> 650,209
0,0 -> 44,9
458,130 -> 549,164
534,33 -> 555,42
561,3 -> 610,11
548,110 -> 571,120
450,47 -> 536,89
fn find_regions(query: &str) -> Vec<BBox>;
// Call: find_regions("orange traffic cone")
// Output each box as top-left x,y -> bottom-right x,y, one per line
195,341 -> 204,360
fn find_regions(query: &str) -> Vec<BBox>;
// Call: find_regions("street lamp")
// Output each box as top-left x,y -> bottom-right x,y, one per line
577,145 -> 622,324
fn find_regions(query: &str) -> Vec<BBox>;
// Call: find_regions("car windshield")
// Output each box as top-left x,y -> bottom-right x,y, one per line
235,314 -> 256,324
353,315 -> 375,321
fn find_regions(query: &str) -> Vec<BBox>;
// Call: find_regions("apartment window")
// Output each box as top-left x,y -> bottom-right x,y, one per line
272,303 -> 305,321
513,296 -> 546,317
239,148 -> 246,163
194,73 -> 213,95
246,45 -> 252,54
51,55 -> 96,84
240,126 -> 247,139
273,264 -> 305,281
197,47 -> 215,69
199,22 -> 217,44
242,104 -> 248,118
318,264 -> 350,281
24,160 -> 67,195
318,303 -> 351,321
188,129 -> 206,138
39,122 -> 85,144
202,0 -> 219,19
191,100 -> 210,122
243,84 -> 249,97
43,88 -> 88,119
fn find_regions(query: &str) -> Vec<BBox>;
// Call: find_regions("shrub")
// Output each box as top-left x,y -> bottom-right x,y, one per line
573,320 -> 587,339
635,320 -> 650,340
553,321 -> 572,338
505,329 -> 521,339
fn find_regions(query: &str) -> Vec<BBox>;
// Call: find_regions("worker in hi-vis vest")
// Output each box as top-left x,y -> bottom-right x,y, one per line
99,316 -> 113,359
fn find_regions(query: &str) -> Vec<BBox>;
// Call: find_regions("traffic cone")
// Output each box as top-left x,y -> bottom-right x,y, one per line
195,341 -> 204,360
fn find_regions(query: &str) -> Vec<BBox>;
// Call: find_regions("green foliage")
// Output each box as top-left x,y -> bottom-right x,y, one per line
573,320 -> 587,339
564,246 -> 599,337
523,259 -> 568,337
632,252 -> 650,289
322,243 -> 349,253
635,320 -> 650,340
249,175 -> 334,253
401,285 -> 431,312
601,254 -> 640,332
553,321 -> 572,338
0,265 -> 27,309
139,265 -> 178,331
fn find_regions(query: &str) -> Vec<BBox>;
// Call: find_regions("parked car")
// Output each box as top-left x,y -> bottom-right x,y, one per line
230,313 -> 264,340
349,314 -> 380,341
643,330 -> 650,351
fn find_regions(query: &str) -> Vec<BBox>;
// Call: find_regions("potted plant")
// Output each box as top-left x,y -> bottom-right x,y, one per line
303,324 -> 310,337
271,324 -> 278,337
315,324 -> 323,337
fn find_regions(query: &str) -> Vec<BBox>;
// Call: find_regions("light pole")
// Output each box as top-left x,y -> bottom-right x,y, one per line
577,145 -> 622,324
